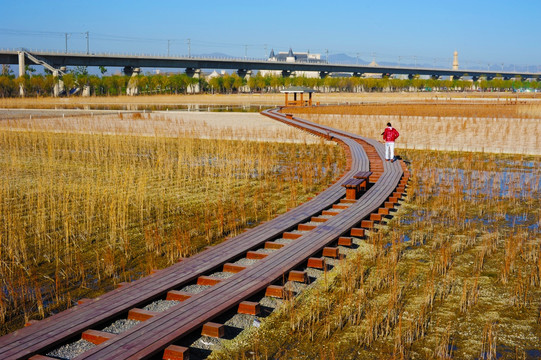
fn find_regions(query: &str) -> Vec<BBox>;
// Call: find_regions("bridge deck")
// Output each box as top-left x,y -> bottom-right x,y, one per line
0,50 -> 537,80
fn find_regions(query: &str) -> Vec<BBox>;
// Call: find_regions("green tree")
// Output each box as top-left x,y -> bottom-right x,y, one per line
29,75 -> 45,95
232,74 -> 244,92
0,76 -> 17,97
62,73 -> 75,94
208,76 -> 222,93
88,75 -> 101,95
222,74 -> 234,94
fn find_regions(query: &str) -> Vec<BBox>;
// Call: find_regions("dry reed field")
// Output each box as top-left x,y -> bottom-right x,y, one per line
3,92 -> 538,110
0,111 -> 346,334
288,102 -> 541,155
0,111 -> 324,143
0,93 -> 419,108
212,150 -> 541,359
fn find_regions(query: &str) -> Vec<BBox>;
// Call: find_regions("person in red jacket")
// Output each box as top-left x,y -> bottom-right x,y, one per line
381,122 -> 399,162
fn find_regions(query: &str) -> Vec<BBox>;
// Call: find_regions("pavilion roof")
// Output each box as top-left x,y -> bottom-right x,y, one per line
280,86 -> 316,93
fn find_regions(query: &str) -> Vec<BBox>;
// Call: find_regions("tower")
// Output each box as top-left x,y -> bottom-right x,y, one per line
452,51 -> 459,70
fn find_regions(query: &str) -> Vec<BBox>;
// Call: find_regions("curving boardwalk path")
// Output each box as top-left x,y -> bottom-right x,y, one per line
0,108 -> 408,360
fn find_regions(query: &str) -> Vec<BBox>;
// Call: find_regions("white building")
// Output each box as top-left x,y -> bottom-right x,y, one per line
261,48 -> 324,78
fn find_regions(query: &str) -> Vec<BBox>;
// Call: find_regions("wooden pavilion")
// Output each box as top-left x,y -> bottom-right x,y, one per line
280,86 -> 316,107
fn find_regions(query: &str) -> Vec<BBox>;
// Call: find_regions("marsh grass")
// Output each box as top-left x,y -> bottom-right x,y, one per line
0,115 -> 345,334
289,102 -> 541,119
211,149 -> 541,359
288,102 -> 541,155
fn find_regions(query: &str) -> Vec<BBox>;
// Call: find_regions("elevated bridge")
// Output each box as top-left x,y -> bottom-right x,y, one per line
1,49 -> 539,82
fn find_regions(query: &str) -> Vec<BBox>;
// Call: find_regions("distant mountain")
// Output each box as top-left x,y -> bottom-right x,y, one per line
196,52 -> 236,58
328,53 -> 369,65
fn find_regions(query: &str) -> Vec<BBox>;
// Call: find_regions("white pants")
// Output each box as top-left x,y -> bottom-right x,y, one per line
385,142 -> 395,160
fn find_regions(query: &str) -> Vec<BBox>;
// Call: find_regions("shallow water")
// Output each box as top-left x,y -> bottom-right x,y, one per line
3,104 -> 270,112
417,163 -> 540,200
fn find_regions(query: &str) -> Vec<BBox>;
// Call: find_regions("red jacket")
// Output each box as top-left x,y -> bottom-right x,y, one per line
382,127 -> 399,142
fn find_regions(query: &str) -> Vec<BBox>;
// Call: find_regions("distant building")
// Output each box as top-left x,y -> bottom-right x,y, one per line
269,48 -> 322,63
261,48 -> 324,78
453,51 -> 459,70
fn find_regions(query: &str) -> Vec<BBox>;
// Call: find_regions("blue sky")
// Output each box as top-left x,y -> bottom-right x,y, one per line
1,0 -> 540,70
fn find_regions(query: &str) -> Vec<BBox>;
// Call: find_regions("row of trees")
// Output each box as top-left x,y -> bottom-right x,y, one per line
0,67 -> 539,98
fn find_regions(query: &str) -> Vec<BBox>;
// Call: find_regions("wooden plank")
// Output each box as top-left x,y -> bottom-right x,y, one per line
288,270 -> 308,283
238,301 -> 260,315
81,330 -> 116,345
307,257 -> 325,269
223,263 -> 247,273
128,309 -> 159,322
166,291 -> 192,302
201,322 -> 224,338
163,345 -> 189,360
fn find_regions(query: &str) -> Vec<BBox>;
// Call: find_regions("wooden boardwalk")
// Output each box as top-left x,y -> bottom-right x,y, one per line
0,109 -> 408,360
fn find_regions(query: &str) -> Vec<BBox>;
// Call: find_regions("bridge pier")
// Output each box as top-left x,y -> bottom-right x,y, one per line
319,71 -> 329,79
123,66 -> 135,76
185,68 -> 201,93
282,70 -> 292,78
18,51 -> 25,97
53,69 -> 66,97
237,69 -> 252,79
352,72 -> 363,77
431,75 -> 440,80
126,67 -> 141,96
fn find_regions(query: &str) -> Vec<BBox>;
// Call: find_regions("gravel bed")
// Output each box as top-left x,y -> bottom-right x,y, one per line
208,271 -> 235,279
320,214 -> 335,219
274,238 -> 294,245
224,313 -> 257,329
47,339 -> 95,360
259,296 -> 283,309
101,319 -> 141,334
234,258 -> 258,266
180,284 -> 211,294
143,299 -> 181,312
306,267 -> 325,279
329,208 -> 345,212
258,248 -> 276,254
288,229 -> 309,234
302,221 -> 321,226
285,281 -> 307,294
190,336 -> 222,352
